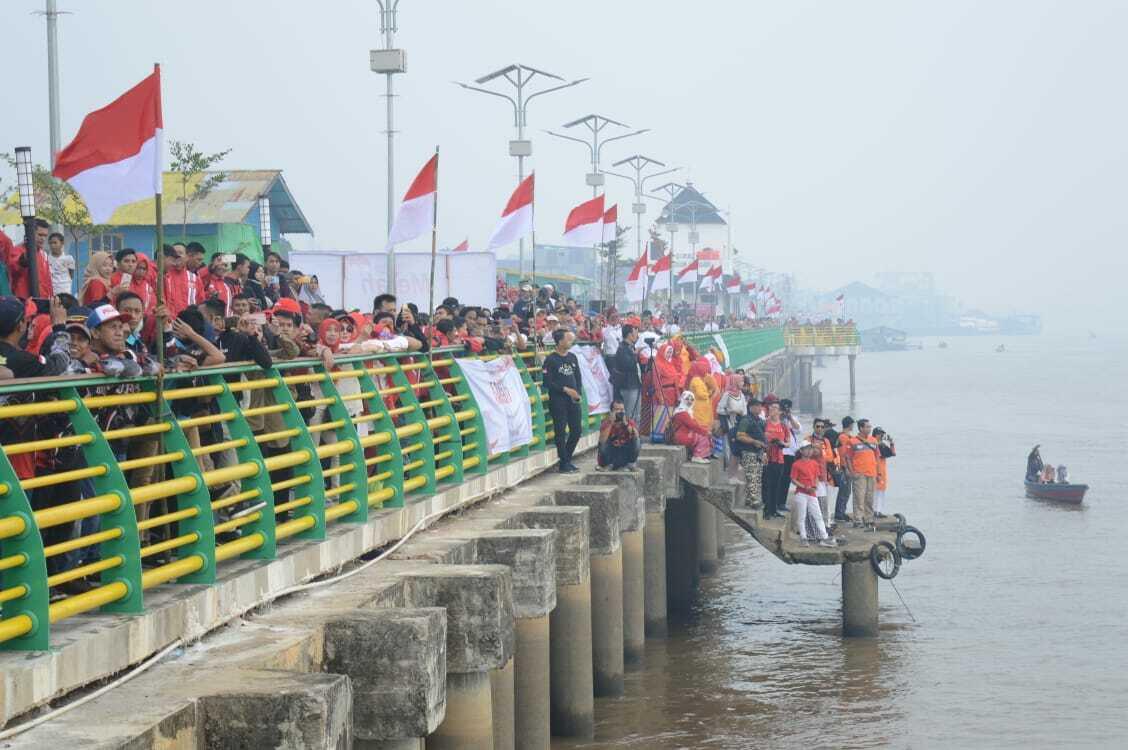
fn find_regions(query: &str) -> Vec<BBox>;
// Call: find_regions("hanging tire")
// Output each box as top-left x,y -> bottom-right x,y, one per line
892,513 -> 907,532
870,541 -> 901,580
896,526 -> 926,560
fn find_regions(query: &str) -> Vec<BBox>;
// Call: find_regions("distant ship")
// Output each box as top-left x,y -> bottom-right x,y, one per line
860,327 -> 922,352
938,341 -> 948,349
995,344 -> 1006,353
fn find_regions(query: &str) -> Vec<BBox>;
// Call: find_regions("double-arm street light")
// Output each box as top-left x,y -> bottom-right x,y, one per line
371,0 -> 406,288
455,64 -> 586,276
604,155 -> 679,263
544,115 -> 649,196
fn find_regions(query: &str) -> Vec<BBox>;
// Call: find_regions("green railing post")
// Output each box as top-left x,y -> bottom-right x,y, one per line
311,363 -> 370,524
439,353 -> 489,477
418,355 -> 464,485
349,356 -> 404,509
0,452 -> 49,651
61,388 -> 144,614
267,365 -> 327,542
385,355 -> 436,498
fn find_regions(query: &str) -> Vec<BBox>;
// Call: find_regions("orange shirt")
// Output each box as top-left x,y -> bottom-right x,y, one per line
843,434 -> 878,477
876,456 -> 889,491
790,457 -> 821,494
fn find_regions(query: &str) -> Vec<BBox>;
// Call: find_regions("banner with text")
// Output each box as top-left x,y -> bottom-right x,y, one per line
457,356 -> 534,454
575,345 -> 613,415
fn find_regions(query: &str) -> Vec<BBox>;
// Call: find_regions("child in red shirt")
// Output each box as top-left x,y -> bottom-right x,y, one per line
790,444 -> 835,546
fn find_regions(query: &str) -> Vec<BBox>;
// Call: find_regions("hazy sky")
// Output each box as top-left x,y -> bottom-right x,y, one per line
4,0 -> 1125,329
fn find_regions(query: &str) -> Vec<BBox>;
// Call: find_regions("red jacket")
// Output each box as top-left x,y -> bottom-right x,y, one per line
1,231 -> 52,299
163,267 -> 206,319
672,410 -> 709,446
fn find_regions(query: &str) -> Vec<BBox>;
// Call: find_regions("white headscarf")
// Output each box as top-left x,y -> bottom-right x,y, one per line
673,390 -> 695,416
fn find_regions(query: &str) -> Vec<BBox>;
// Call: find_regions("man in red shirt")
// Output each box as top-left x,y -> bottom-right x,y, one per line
162,244 -> 206,320
790,444 -> 836,546
4,219 -> 53,299
762,401 -> 789,520
842,417 -> 880,528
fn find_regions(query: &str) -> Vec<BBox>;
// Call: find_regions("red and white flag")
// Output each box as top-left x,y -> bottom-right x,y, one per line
452,238 -> 470,252
724,273 -> 742,293
835,293 -> 845,303
749,299 -> 758,316
649,253 -> 672,292
53,67 -> 163,224
676,259 -> 699,285
561,194 -> 605,246
699,264 -> 722,291
602,204 -> 618,245
624,249 -> 649,302
386,153 -> 438,250
486,173 -> 534,250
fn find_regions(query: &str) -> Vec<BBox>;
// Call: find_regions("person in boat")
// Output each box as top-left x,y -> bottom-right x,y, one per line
1041,464 -> 1056,484
1057,465 -> 1069,484
1026,445 -> 1043,482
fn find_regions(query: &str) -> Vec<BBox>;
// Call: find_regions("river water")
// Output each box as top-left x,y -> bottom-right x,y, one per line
554,333 -> 1128,749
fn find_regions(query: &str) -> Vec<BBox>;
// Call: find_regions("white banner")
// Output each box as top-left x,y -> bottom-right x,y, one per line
457,356 -> 533,454
575,345 -> 613,415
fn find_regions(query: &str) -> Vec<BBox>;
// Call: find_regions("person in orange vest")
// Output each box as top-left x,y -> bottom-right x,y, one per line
805,419 -> 838,533
841,417 -> 880,529
873,427 -> 896,517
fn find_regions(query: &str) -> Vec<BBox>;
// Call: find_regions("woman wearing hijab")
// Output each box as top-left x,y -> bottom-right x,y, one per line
80,251 -> 119,305
672,391 -> 713,463
687,359 -> 717,433
111,253 -> 157,313
296,274 -> 326,307
242,261 -> 270,311
716,373 -> 748,484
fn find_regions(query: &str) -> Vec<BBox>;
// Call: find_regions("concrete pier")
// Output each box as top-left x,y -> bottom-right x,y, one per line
637,445 -> 684,637
665,491 -> 699,613
521,506 -> 595,738
842,560 -> 879,637
697,497 -> 720,574
555,485 -> 625,697
428,671 -> 494,750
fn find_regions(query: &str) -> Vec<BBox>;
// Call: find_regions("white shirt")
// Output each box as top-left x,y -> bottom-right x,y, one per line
601,325 -> 622,356
781,415 -> 802,456
48,252 -> 75,295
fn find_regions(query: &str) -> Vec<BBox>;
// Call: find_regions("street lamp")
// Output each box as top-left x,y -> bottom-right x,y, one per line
15,147 -> 39,295
604,155 -> 679,262
454,64 -> 586,277
258,195 -> 272,255
371,0 -> 406,289
544,114 -> 649,196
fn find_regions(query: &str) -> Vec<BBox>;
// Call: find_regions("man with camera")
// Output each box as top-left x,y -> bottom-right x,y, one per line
597,398 -> 640,470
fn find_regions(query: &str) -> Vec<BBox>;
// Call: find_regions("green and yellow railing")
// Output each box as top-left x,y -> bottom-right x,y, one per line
783,324 -> 859,348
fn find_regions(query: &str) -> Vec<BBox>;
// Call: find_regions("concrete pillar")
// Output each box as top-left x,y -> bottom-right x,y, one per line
323,608 -> 447,748
197,670 -> 353,750
665,493 -> 698,613
392,564 -> 515,750
842,560 -> 879,637
428,671 -> 494,750
636,447 -> 683,638
471,530 -> 557,750
553,485 -> 624,697
581,470 -> 646,665
696,496 -> 719,575
716,506 -> 726,559
520,507 -> 594,738
848,354 -> 857,399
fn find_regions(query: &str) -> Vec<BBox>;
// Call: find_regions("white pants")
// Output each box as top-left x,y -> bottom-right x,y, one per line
874,489 -> 886,514
793,492 -> 828,540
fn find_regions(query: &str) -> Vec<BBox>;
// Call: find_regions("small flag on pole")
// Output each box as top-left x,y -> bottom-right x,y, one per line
486,173 -> 534,250
452,238 -> 470,252
649,253 -> 672,292
561,195 -> 605,246
602,204 -> 618,245
676,259 -> 700,285
624,248 -> 648,302
386,153 -> 438,250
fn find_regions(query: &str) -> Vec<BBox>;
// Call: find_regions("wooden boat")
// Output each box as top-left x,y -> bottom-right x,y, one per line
1024,479 -> 1088,504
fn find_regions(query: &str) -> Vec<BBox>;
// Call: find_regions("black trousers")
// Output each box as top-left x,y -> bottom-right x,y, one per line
598,438 -> 639,469
832,467 -> 851,519
779,454 -> 796,509
762,462 -> 785,518
548,394 -> 582,466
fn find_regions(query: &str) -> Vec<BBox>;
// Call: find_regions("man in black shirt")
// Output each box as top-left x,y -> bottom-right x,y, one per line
612,323 -> 642,424
0,295 -> 70,379
542,328 -> 583,473
735,397 -> 766,508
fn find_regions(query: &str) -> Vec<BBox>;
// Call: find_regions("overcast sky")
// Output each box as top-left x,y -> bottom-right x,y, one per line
4,0 -> 1124,330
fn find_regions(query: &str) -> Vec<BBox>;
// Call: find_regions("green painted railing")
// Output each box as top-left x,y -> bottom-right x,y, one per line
683,327 -> 786,369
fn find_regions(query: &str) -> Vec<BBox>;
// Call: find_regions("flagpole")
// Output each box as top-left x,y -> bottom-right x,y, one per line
427,145 -> 439,324
152,62 -> 167,419
530,178 -> 536,289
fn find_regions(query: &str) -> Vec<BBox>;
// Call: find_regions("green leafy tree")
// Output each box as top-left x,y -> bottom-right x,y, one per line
1,153 -> 111,248
168,141 -> 231,244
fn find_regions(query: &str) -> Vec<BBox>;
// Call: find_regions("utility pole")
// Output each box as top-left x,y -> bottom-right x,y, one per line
605,154 -> 679,271
43,0 -> 63,168
455,65 -> 586,278
372,1 -> 405,290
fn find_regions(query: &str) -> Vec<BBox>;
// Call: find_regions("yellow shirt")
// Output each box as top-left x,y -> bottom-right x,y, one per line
689,376 -> 714,429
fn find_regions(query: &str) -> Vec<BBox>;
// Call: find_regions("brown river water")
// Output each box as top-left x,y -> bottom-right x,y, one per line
553,333 -> 1128,749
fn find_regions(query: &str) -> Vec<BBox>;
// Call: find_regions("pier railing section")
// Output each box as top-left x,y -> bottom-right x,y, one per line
0,329 -> 787,651
783,324 -> 859,349
683,327 -> 787,369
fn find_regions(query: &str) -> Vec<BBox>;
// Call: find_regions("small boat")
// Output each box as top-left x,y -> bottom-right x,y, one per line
995,344 -> 1006,353
1024,479 -> 1089,504
938,341 -> 948,349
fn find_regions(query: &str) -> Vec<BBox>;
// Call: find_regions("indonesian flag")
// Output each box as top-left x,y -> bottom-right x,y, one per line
486,173 -> 534,250
386,153 -> 438,250
452,238 -> 470,252
749,298 -> 758,316
53,67 -> 163,224
624,249 -> 648,302
676,259 -> 699,285
700,264 -> 722,291
745,281 -> 757,293
562,194 -> 605,246
602,204 -> 618,245
835,293 -> 845,303
725,274 -> 742,293
649,253 -> 672,292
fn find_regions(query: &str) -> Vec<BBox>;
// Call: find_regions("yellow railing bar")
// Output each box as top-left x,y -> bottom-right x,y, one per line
307,420 -> 346,434
378,385 -> 407,396
360,431 -> 392,448
324,483 -> 355,500
418,399 -> 443,409
339,391 -> 377,403
263,450 -> 311,472
427,416 -> 451,430
177,412 -> 235,429
0,585 -> 28,605
214,535 -> 264,563
464,442 -> 478,452
324,500 -> 360,522
0,400 -> 77,420
47,556 -> 122,588
294,396 -> 335,409
48,581 -> 129,623
399,362 -> 428,372
434,465 -> 455,480
132,476 -> 198,506
3,433 -> 93,456
454,409 -> 477,422
281,373 -> 328,386
460,427 -> 476,436
140,556 -> 206,587
321,463 -> 355,479
387,405 -> 416,417
241,403 -> 290,418
437,376 -> 461,385
43,528 -> 123,558
364,454 -> 392,467
21,465 -> 107,491
35,494 -> 121,529
403,459 -> 424,472
370,471 -> 392,483
138,506 -> 200,531
202,462 -> 260,487
368,487 -> 395,505
430,358 -> 453,367
328,368 -> 366,379
191,439 -> 247,457
228,378 -> 280,392
102,422 -> 171,441
214,513 -> 261,535
254,428 -> 300,444
402,475 -> 426,492
463,455 -> 480,470
119,451 -> 184,472
0,553 -> 26,572
316,440 -> 354,459
434,450 -> 453,462
163,384 -> 225,401
211,490 -> 261,513
401,443 -> 422,455
270,475 -> 311,492
274,496 -> 312,514
396,423 -> 424,439
275,515 -> 316,540
448,394 -> 470,403
140,532 -> 199,559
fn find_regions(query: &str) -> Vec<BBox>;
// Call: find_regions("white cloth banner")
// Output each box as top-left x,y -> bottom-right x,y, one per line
575,345 -> 613,415
457,356 -> 533,454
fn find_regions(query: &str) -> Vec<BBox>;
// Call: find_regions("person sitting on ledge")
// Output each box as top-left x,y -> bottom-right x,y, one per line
597,398 -> 640,470
672,390 -> 713,464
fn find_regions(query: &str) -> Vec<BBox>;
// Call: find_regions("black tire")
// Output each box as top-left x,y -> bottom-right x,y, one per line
892,513 -> 907,532
870,541 -> 901,580
896,526 -> 926,560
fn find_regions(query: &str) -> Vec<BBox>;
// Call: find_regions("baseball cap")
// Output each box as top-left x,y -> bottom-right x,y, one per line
0,296 -> 27,334
65,322 -> 91,339
67,305 -> 93,323
86,303 -> 128,329
272,297 -> 302,315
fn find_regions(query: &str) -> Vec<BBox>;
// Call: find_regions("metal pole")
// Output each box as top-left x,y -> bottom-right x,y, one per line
516,67 -> 525,278
46,0 -> 61,168
380,3 -> 398,294
428,146 -> 439,323
24,216 -> 39,297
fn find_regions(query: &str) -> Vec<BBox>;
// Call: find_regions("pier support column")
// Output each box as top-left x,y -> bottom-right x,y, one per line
841,560 -> 878,637
637,446 -> 683,638
520,507 -> 594,738
582,470 -> 647,665
716,506 -> 726,559
848,354 -> 857,399
697,497 -> 719,575
665,493 -> 698,613
554,486 -> 624,697
428,672 -> 493,750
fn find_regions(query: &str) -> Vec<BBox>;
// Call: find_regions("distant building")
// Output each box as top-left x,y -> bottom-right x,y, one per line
656,182 -> 729,271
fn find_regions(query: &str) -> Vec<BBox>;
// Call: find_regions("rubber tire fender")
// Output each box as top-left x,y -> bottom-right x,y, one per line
896,525 -> 926,560
870,540 -> 902,580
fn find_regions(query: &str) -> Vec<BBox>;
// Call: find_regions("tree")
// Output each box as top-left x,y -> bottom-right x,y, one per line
599,225 -> 629,308
168,141 -> 231,244
1,153 -> 111,248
